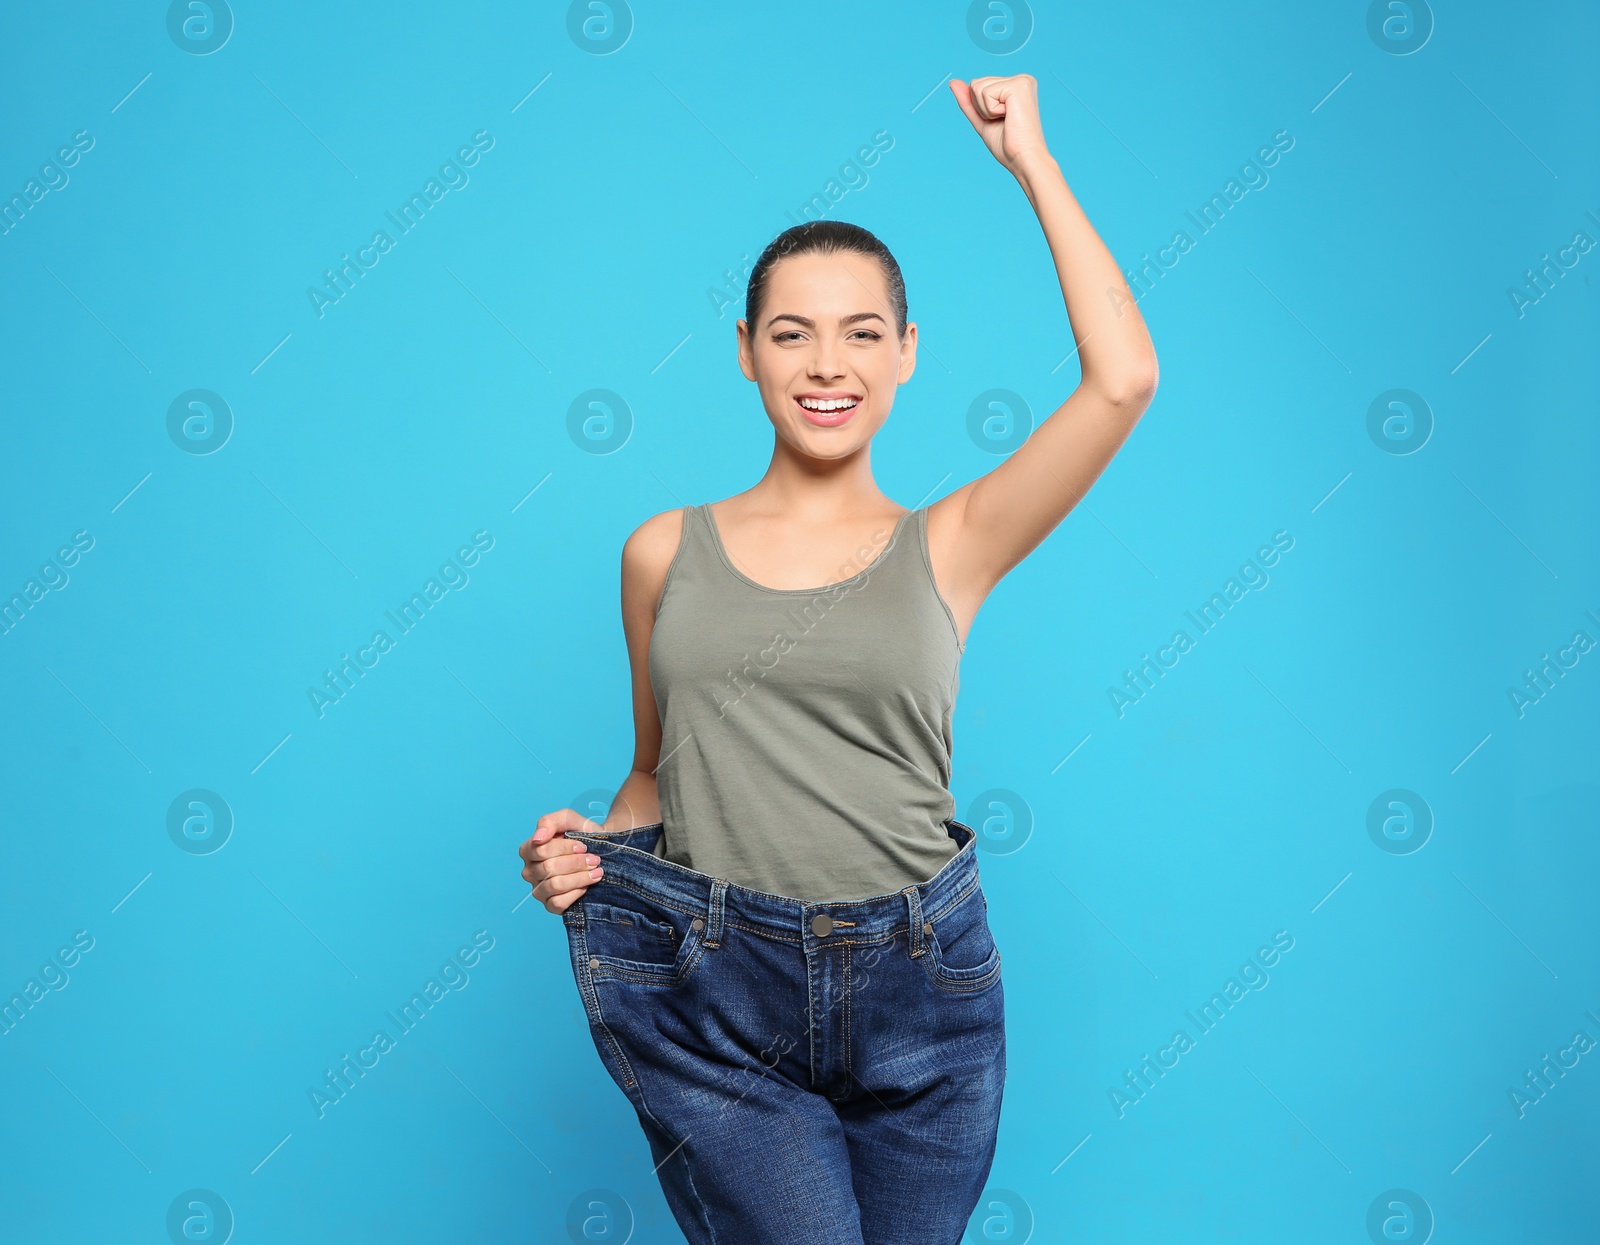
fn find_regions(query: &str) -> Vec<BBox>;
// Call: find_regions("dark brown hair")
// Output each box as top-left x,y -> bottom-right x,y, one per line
743,220 -> 908,341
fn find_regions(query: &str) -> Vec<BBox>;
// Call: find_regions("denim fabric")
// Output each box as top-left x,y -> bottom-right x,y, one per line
562,819 -> 1006,1245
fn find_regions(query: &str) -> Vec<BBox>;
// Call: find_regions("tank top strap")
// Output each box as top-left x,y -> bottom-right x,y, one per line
680,502 -> 711,550
682,503 -> 731,577
653,504 -> 710,621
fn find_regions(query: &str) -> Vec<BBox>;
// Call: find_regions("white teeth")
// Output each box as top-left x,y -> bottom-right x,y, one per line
799,397 -> 858,411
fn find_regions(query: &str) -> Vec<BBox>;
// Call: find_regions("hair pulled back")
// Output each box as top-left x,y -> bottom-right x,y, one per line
743,220 -> 907,340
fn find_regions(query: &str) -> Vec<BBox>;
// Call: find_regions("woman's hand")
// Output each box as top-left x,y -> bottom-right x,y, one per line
519,808 -> 606,914
949,74 -> 1051,176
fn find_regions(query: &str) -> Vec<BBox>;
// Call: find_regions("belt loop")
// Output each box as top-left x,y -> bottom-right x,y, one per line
705,879 -> 728,948
904,886 -> 925,958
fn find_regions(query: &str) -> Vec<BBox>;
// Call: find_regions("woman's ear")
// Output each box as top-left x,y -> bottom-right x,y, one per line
897,321 -> 918,384
737,318 -> 757,381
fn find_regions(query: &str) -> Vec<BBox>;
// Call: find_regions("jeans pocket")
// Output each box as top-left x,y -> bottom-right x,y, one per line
922,885 -> 1002,994
573,885 -> 707,986
564,910 -> 640,1093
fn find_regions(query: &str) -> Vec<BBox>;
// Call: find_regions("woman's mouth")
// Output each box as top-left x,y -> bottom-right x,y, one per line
795,394 -> 861,427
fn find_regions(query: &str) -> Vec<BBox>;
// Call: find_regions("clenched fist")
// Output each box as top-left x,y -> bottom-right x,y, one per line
950,74 -> 1052,174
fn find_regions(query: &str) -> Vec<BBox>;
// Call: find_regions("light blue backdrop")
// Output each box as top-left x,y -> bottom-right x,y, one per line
2,2 -> 1596,1242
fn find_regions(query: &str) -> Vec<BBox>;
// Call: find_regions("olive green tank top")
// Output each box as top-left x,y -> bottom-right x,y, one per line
647,502 -> 963,903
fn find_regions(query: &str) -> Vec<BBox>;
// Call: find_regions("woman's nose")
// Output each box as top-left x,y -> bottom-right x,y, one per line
808,345 -> 844,379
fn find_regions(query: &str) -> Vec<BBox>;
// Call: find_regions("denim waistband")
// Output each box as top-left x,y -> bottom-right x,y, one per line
562,819 -> 983,947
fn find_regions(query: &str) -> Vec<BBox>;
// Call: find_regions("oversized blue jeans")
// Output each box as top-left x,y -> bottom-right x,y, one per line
562,818 -> 1007,1245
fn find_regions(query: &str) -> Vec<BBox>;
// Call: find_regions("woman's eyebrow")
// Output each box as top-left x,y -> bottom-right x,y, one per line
767,311 -> 888,329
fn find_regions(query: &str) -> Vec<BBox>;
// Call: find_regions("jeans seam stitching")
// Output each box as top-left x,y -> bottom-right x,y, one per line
621,1051 -> 721,1245
806,945 -> 818,1092
842,943 -> 853,1090
591,928 -> 705,986
592,876 -> 701,919
923,943 -> 1003,994
724,918 -> 800,943
924,877 -> 981,926
575,924 -> 639,1088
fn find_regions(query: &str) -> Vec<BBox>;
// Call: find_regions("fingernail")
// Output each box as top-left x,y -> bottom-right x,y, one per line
586,855 -> 599,866
589,867 -> 603,880
572,841 -> 586,853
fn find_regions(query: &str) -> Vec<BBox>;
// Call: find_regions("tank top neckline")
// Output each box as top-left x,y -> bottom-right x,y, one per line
698,503 -> 918,597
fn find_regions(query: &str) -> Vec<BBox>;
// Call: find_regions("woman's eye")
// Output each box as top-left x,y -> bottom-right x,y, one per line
770,329 -> 879,343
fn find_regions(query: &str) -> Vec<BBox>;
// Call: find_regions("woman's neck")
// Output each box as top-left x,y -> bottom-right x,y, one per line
735,436 -> 897,522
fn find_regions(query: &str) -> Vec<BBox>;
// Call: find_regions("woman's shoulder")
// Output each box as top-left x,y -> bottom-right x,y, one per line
621,506 -> 692,587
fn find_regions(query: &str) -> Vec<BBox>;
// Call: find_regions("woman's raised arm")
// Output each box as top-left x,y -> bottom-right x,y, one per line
929,74 -> 1159,627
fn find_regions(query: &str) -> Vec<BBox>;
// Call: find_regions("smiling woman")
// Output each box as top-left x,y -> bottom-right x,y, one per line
519,72 -> 1159,1244
734,223 -> 913,459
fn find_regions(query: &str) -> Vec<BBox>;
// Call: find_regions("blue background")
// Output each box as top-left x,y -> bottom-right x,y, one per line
2,1 -> 1597,1242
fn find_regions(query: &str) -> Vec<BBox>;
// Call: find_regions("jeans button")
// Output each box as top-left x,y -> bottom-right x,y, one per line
691,917 -> 704,931
923,922 -> 933,935
811,913 -> 834,937
588,957 -> 600,970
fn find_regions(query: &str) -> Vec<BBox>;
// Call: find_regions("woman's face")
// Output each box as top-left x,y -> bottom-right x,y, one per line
738,250 -> 917,460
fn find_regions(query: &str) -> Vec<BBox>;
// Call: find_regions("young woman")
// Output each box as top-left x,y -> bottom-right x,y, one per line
518,74 -> 1157,1244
